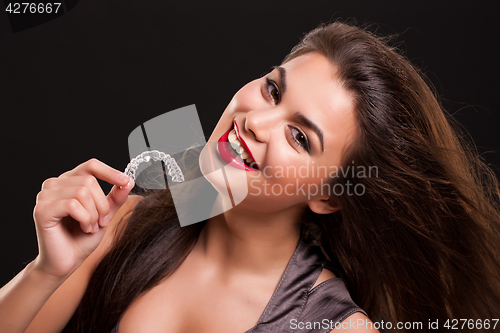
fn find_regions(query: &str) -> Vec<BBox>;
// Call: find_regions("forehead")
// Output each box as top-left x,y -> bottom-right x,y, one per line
281,53 -> 358,161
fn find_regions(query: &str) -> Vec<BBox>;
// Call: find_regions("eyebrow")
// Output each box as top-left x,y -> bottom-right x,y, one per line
295,112 -> 325,153
272,66 -> 287,94
272,66 -> 324,153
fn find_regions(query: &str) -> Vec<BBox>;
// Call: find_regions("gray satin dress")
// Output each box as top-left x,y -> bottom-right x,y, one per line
111,236 -> 366,333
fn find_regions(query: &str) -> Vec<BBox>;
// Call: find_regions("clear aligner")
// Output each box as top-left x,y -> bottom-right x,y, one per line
124,150 -> 184,183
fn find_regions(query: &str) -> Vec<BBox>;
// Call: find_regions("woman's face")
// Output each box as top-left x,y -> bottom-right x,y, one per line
201,52 -> 357,215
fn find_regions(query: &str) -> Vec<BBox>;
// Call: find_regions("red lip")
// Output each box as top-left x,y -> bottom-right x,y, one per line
217,125 -> 259,172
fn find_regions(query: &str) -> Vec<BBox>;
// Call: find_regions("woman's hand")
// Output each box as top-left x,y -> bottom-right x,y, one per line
32,158 -> 135,279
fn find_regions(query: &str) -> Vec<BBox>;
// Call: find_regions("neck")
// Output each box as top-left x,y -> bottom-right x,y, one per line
194,202 -> 304,276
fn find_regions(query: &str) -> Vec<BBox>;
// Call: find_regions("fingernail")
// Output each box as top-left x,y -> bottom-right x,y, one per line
93,223 -> 99,233
119,181 -> 131,190
102,215 -> 110,226
118,173 -> 130,183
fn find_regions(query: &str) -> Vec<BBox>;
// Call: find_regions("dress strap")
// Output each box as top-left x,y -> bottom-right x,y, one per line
248,239 -> 325,332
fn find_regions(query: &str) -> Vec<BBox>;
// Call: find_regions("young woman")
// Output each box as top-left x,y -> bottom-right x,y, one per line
1,21 -> 500,333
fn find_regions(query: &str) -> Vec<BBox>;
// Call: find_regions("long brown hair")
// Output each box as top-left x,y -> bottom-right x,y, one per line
288,22 -> 500,331
64,21 -> 500,332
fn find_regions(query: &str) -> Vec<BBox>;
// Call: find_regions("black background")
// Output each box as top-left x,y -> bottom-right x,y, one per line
0,0 -> 499,286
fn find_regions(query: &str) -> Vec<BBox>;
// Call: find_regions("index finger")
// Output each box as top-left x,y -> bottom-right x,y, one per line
60,158 -> 131,187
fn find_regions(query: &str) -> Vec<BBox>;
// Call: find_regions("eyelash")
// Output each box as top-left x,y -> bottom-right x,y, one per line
289,126 -> 310,152
264,76 -> 310,153
265,78 -> 281,104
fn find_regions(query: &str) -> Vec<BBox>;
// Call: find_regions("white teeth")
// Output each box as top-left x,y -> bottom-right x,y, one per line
230,141 -> 240,150
228,130 -> 237,141
228,126 -> 256,168
228,129 -> 241,152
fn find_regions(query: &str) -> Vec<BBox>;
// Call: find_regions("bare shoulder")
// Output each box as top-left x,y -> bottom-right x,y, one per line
331,312 -> 379,332
25,194 -> 144,333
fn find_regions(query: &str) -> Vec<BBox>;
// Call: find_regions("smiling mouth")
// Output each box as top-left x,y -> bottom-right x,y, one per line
217,123 -> 259,171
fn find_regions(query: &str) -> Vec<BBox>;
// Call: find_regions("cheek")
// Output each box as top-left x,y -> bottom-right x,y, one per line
208,80 -> 263,142
253,151 -> 322,195
263,139 -> 325,184
225,79 -> 266,113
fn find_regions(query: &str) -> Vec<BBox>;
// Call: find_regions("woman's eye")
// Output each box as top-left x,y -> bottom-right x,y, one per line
266,78 -> 280,104
289,126 -> 309,151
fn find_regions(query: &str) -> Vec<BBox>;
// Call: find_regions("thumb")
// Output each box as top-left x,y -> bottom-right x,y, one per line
102,178 -> 135,226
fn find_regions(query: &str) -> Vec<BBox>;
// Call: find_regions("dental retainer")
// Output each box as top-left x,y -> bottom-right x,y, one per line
124,150 -> 185,183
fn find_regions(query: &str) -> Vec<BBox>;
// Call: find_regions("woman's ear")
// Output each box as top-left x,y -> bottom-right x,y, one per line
307,197 -> 340,215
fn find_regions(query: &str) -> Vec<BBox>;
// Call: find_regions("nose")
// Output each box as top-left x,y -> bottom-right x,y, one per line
244,106 -> 284,143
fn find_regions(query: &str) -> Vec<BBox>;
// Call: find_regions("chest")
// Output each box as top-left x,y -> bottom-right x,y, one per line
118,263 -> 278,333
